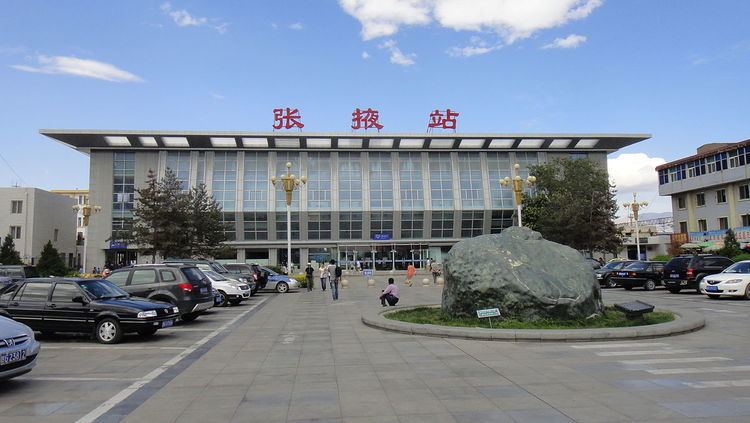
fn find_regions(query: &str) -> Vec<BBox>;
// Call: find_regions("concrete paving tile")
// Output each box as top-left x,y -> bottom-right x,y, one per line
506,408 -> 573,423
389,398 -> 448,415
0,402 -> 69,417
396,413 -> 457,423
557,406 -> 631,423
342,416 -> 399,423
452,410 -> 515,423
440,398 -> 500,413
660,399 -> 750,418
287,402 -> 342,421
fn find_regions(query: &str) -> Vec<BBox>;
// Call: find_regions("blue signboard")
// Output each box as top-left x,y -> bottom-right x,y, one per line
372,233 -> 392,241
109,241 -> 127,249
363,269 -> 374,277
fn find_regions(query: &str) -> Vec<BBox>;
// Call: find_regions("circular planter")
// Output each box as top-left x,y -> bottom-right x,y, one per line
361,304 -> 704,342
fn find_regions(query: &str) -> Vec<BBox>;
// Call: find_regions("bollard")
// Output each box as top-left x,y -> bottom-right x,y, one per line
367,278 -> 375,287
436,276 -> 444,286
341,279 -> 349,289
422,278 -> 430,287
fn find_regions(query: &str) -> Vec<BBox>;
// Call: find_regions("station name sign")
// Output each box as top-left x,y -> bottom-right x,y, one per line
272,107 -> 459,132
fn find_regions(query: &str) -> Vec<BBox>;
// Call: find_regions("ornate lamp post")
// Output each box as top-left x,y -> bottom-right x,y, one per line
72,203 -> 101,273
500,163 -> 536,227
271,162 -> 306,274
623,193 -> 648,260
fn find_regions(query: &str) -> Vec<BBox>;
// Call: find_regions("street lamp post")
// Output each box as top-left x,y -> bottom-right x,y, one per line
72,203 -> 101,274
500,164 -> 537,227
271,162 -> 306,275
390,249 -> 396,271
623,193 -> 648,260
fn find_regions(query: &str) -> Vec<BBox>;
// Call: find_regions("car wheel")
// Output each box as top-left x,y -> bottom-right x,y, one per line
217,290 -> 228,307
744,284 -> 750,300
623,286 -> 633,290
137,327 -> 158,336
707,294 -> 721,300
606,278 -> 617,289
668,288 -> 681,294
229,299 -> 242,306
276,282 -> 289,293
95,318 -> 123,344
181,312 -> 200,322
644,280 -> 656,291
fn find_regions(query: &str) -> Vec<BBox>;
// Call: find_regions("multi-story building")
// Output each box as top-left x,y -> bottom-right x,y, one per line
0,187 -> 77,266
657,139 -> 750,247
42,130 -> 648,270
50,189 -> 89,242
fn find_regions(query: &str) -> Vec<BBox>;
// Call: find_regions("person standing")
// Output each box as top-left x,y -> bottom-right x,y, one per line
380,278 -> 400,306
305,263 -> 314,292
406,262 -> 416,286
328,259 -> 340,301
429,259 -> 441,285
319,263 -> 329,291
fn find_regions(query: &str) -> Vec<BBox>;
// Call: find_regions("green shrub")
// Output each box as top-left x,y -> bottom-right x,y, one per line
651,255 -> 672,262
292,273 -> 307,288
267,265 -> 285,274
731,253 -> 750,262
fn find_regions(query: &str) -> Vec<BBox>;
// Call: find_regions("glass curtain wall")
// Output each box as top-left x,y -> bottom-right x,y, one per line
112,152 -> 135,240
275,152 -> 301,210
399,152 -> 424,210
307,152 -> 332,210
166,151 -> 191,191
212,152 -> 237,211
338,152 -> 362,210
457,153 -> 484,209
486,152 -> 513,209
369,152 -> 394,209
429,153 -> 453,209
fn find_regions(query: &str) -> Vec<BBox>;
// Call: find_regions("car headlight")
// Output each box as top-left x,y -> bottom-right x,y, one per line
137,310 -> 158,318
239,277 -> 247,283
172,306 -> 179,314
724,279 -> 744,285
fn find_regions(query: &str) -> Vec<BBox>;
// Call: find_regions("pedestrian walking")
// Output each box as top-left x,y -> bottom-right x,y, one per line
319,263 -> 329,291
406,262 -> 416,286
305,263 -> 314,291
328,259 -> 341,301
429,259 -> 441,285
380,278 -> 400,306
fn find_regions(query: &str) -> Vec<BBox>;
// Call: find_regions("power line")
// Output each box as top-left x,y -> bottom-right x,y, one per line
0,150 -> 28,186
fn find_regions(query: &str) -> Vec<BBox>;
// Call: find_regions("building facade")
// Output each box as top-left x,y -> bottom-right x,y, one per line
42,130 -> 648,270
0,187 -> 77,266
657,139 -> 750,247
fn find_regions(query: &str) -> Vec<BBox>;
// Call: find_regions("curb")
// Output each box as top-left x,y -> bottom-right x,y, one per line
361,304 -> 705,342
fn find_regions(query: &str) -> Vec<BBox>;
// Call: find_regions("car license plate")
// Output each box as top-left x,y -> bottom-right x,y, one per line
200,287 -> 208,294
706,286 -> 719,292
161,320 -> 174,328
1,349 -> 26,366
670,273 -> 680,278
618,272 -> 628,276
680,280 -> 688,286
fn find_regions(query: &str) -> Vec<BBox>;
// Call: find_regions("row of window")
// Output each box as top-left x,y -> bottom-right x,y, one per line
678,214 -> 750,233
659,145 -> 750,185
5,226 -> 60,241
676,184 -> 750,210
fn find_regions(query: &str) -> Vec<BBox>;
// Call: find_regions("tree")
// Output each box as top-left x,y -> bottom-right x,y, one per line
719,229 -> 742,258
185,183 -> 229,257
522,158 -> 623,254
0,234 -> 23,265
37,240 -> 67,276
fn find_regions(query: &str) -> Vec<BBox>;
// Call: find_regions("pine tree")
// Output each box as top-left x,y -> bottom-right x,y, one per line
0,234 -> 23,265
720,229 -> 742,258
186,183 -> 228,257
37,240 -> 67,276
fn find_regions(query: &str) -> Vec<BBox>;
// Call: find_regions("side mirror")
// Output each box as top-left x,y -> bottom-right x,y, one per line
72,296 -> 88,305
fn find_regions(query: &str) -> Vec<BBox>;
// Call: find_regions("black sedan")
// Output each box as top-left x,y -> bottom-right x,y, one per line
609,261 -> 666,291
595,260 -> 637,288
0,278 -> 179,344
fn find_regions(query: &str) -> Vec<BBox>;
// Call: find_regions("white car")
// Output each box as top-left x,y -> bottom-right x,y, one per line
201,270 -> 251,307
699,260 -> 750,299
0,314 -> 41,380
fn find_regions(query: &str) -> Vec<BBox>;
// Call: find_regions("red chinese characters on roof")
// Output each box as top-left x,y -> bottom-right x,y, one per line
351,108 -> 383,131
428,109 -> 459,131
273,108 -> 304,130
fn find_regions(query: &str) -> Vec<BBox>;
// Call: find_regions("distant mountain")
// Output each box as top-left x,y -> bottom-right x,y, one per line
616,211 -> 672,224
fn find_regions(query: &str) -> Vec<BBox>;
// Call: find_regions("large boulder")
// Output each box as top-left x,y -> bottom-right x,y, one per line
441,226 -> 603,320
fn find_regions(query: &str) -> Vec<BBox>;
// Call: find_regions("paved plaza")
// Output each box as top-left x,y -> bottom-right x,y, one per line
3,274 -> 750,422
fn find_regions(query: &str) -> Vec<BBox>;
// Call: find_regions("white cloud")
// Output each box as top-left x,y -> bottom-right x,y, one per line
543,33 -> 587,49
378,39 -> 416,66
12,55 -> 143,82
447,36 -> 499,57
209,91 -> 225,100
361,51 -> 371,59
289,22 -> 304,30
161,2 -> 228,33
339,0 -> 602,42
608,153 -> 671,214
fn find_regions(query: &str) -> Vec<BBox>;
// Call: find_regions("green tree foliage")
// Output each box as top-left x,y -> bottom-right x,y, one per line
719,229 -> 742,258
127,169 -> 228,261
37,240 -> 67,276
0,234 -> 23,265
522,158 -> 623,254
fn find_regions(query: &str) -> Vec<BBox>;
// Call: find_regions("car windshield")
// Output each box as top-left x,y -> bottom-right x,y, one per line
79,279 -> 129,299
181,267 -> 205,283
603,261 -> 626,270
723,262 -> 750,274
204,270 -> 228,281
210,262 -> 229,273
624,262 -> 648,271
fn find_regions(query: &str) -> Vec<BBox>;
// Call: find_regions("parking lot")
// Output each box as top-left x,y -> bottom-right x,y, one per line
3,279 -> 750,422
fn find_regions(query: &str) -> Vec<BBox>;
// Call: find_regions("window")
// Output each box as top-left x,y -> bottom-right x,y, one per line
399,153 -> 424,210
276,212 -> 300,240
729,150 -> 746,168
400,211 -> 424,239
213,152 -> 238,211
243,212 -> 268,241
369,152 -> 394,209
740,184 -> 750,200
461,211 -> 484,238
706,156 -> 718,173
570,152 -> 588,160
370,212 -> 393,237
339,212 -> 362,240
679,221 -> 688,233
9,226 -> 21,239
51,283 -> 80,303
717,189 -> 727,204
698,219 -> 707,232
275,152 -> 300,210
677,196 -> 686,209
718,217 -> 729,230
54,228 -> 59,242
106,271 -> 130,287
431,211 -> 454,238
243,152 -> 268,211
696,193 -> 706,207
458,153 -> 484,209
429,153 -> 454,209
159,270 -> 176,282
196,152 -> 206,186
130,269 -> 157,285
743,214 -> 750,227
166,151 -> 191,191
338,152 -> 362,210
112,152 -> 135,240
221,212 -> 236,241
18,282 -> 50,302
486,153 -> 513,209
490,210 -> 514,234
307,152 -> 332,210
10,200 -> 22,214
308,212 -> 331,240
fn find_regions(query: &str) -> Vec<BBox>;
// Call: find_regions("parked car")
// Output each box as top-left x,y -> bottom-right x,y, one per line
610,261 -> 666,291
224,263 -> 269,291
662,254 -> 734,294
585,258 -> 602,270
0,265 -> 39,282
211,287 -> 223,306
595,260 -> 637,288
699,260 -> 750,299
105,264 -> 214,322
200,270 -> 251,306
0,314 -> 41,380
0,278 -> 179,344
258,266 -> 299,293
164,259 -> 257,295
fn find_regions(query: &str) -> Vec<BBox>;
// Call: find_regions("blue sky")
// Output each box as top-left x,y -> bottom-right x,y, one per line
1,0 -> 749,213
